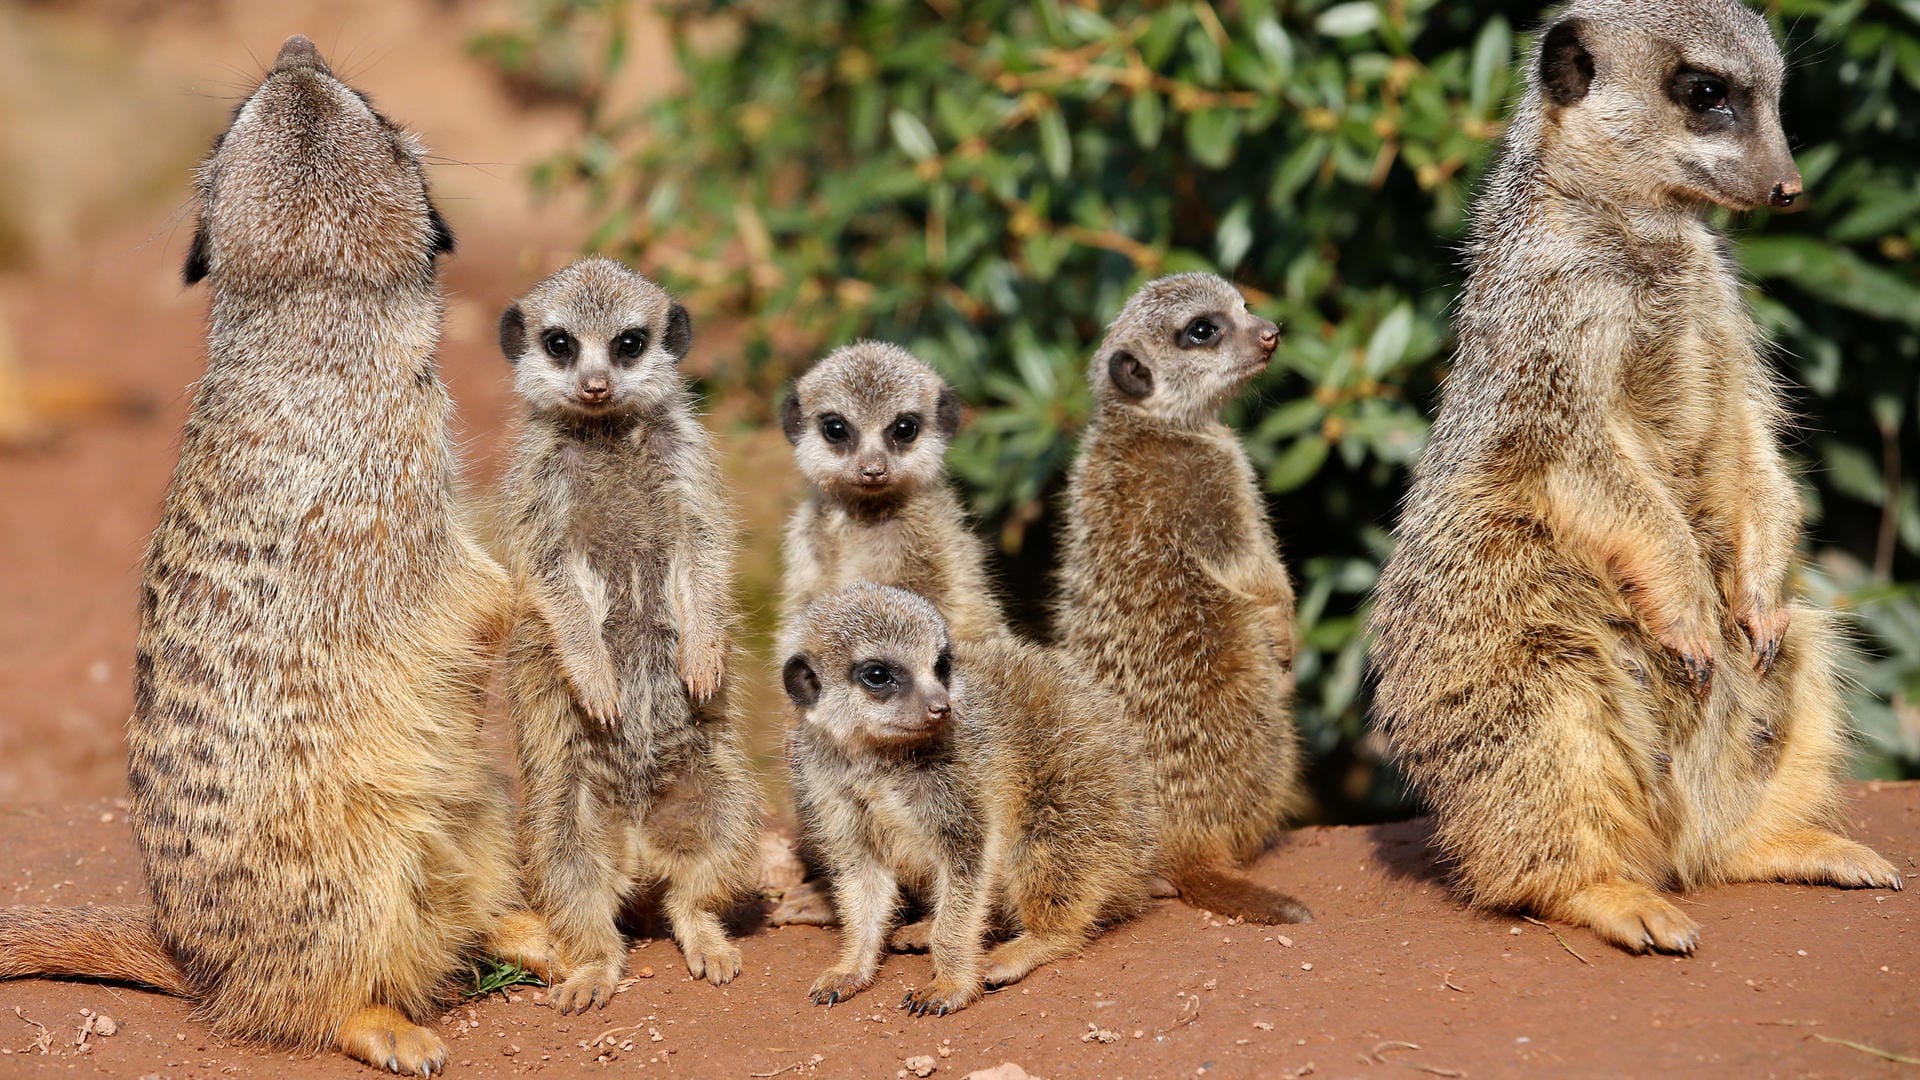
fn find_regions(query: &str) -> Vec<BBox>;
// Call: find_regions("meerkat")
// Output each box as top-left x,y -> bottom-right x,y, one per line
782,584 -> 1155,1015
494,257 -> 759,1013
0,36 -> 547,1075
1053,272 -> 1312,926
1369,0 -> 1901,956
779,341 -> 1007,646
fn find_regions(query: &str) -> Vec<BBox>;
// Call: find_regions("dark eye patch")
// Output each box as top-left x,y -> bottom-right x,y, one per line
612,328 -> 648,364
543,329 -> 576,365
888,413 -> 921,447
1179,316 -> 1222,348
933,650 -> 952,686
854,660 -> 899,698
820,414 -> 855,449
1669,66 -> 1739,134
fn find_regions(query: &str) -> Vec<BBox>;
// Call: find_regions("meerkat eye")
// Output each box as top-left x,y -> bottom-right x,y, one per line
542,329 -> 576,363
1685,74 -> 1730,114
856,662 -> 895,691
890,414 -> 920,444
612,328 -> 648,361
933,650 -> 952,686
1180,317 -> 1219,347
820,415 -> 851,445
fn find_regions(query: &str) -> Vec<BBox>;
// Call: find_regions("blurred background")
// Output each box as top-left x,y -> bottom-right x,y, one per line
1,0 -> 1915,824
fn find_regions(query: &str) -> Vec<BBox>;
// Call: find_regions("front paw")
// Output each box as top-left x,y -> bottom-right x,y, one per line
1652,621 -> 1715,695
901,978 -> 979,1017
550,965 -> 619,1015
809,967 -> 871,1006
571,673 -> 623,729
1738,602 -> 1790,674
678,637 -> 727,706
684,939 -> 742,986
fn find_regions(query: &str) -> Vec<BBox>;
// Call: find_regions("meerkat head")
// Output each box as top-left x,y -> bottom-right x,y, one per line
781,584 -> 956,752
780,342 -> 961,504
497,257 -> 693,420
1090,273 -> 1279,426
1530,0 -> 1800,212
183,35 -> 455,292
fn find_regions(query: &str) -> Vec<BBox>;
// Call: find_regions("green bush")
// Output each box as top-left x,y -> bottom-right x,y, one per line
480,0 -> 1920,815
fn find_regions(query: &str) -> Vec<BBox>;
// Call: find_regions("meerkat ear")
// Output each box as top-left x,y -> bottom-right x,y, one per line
1539,17 -> 1594,108
426,205 -> 456,256
781,392 -> 805,445
1107,349 -> 1153,400
934,386 -> 962,437
182,222 -> 211,286
498,305 -> 527,364
782,655 -> 821,709
665,302 -> 693,360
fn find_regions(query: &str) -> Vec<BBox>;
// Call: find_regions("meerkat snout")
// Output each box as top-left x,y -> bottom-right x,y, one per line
272,34 -> 326,74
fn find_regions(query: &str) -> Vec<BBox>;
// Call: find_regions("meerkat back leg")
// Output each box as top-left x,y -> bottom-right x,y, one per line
809,857 -> 899,1005
982,863 -> 1101,988
1552,880 -> 1699,955
636,740 -> 756,986
523,783 -> 631,1014
333,1004 -> 447,1077
485,910 -> 559,985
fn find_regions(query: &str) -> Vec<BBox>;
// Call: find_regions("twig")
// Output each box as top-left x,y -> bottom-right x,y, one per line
1372,1041 -> 1422,1059
1519,916 -> 1593,965
1814,1034 -> 1920,1066
1441,972 -> 1470,993
749,1064 -> 801,1078
1755,1019 -> 1821,1027
1402,1066 -> 1465,1078
13,1007 -> 52,1055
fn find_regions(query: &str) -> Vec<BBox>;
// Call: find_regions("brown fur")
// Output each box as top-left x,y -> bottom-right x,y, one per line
494,258 -> 759,1014
1055,272 -> 1312,925
0,37 -> 531,1075
782,585 -> 1155,1015
1369,0 -> 1900,956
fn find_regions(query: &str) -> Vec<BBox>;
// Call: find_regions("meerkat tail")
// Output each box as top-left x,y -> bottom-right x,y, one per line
1166,865 -> 1313,926
0,906 -> 189,995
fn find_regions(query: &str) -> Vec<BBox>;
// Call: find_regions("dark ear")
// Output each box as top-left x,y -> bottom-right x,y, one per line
780,392 -> 804,445
1107,349 -> 1152,400
934,386 -> 961,437
1539,17 -> 1594,108
427,204 -> 456,256
782,655 -> 821,709
664,302 -> 693,360
498,305 -> 527,364
182,222 -> 210,286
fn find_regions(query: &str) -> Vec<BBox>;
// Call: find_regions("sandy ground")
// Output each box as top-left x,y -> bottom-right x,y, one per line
0,784 -> 1913,1079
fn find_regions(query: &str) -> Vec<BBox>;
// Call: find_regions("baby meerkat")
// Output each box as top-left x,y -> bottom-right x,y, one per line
1370,0 -> 1900,956
780,342 -> 1007,646
1055,272 -> 1312,926
495,258 -> 759,1012
782,584 -> 1155,1016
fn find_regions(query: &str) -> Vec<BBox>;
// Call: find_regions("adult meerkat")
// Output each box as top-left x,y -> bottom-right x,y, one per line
779,342 -> 1006,645
0,37 -> 544,1074
495,258 -> 759,1013
782,584 -> 1155,1015
1055,272 -> 1312,926
1369,0 -> 1901,956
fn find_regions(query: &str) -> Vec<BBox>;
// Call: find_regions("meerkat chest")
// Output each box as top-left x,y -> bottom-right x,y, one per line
819,510 -> 931,591
1618,259 -> 1750,479
850,769 -> 979,887
554,440 -> 684,601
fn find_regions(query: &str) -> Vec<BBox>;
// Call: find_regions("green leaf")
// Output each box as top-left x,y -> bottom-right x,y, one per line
1468,17 -> 1512,115
1363,303 -> 1414,377
1038,108 -> 1072,178
1129,89 -> 1165,149
1315,2 -> 1379,38
1267,435 -> 1330,492
1216,198 -> 1255,269
1822,440 -> 1886,506
1269,136 -> 1330,206
1185,109 -> 1243,169
888,108 -> 937,161
1740,236 -> 1920,327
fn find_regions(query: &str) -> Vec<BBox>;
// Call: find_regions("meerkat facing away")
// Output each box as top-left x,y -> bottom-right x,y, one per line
783,584 -> 1155,1016
0,37 -> 546,1075
1054,272 -> 1312,926
495,257 -> 759,1013
1370,0 -> 1900,956
779,342 -> 1007,645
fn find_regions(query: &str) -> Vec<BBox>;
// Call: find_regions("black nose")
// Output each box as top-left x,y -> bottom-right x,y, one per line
1769,179 -> 1801,209
1258,323 -> 1279,352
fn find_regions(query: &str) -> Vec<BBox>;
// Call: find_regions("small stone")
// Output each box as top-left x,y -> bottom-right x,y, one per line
1510,926 -> 1523,936
502,1044 -> 520,1057
1253,1022 -> 1273,1031
1277,935 -> 1293,948
639,966 -> 655,978
92,1015 -> 117,1037
904,1054 -> 938,1077
1300,962 -> 1313,971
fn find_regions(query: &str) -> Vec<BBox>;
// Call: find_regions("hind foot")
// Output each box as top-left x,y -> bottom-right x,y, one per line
486,909 -> 558,984
1722,828 -> 1904,890
335,1005 -> 447,1076
888,918 -> 933,953
670,909 -> 742,985
809,966 -> 872,1006
769,879 -> 839,927
902,977 -> 979,1016
983,932 -> 1080,987
551,964 -> 620,1014
1557,880 -> 1700,955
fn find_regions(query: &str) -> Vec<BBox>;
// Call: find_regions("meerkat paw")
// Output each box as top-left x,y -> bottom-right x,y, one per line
768,880 -> 839,927
808,966 -> 873,1006
1737,602 -> 1791,674
1651,622 -> 1716,694
887,918 -> 933,953
335,1005 -> 448,1077
682,937 -> 742,985
1724,829 -> 1904,890
983,933 -> 1077,988
550,965 -> 620,1014
901,978 -> 980,1017
570,672 -> 623,729
486,909 -> 558,984
1558,880 -> 1700,955
677,637 -> 727,706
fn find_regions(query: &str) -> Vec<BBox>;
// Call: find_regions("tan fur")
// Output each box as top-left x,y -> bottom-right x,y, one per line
782,585 -> 1155,1015
0,37 -> 528,1075
1369,0 -> 1900,956
1054,273 -> 1311,925
494,258 -> 759,1014
779,342 -> 1007,647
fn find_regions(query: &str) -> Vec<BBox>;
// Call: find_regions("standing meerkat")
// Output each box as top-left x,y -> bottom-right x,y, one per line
1369,0 -> 1901,955
0,37 -> 545,1075
1055,272 -> 1312,926
495,257 -> 759,1013
782,584 -> 1155,1016
779,342 -> 1007,646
